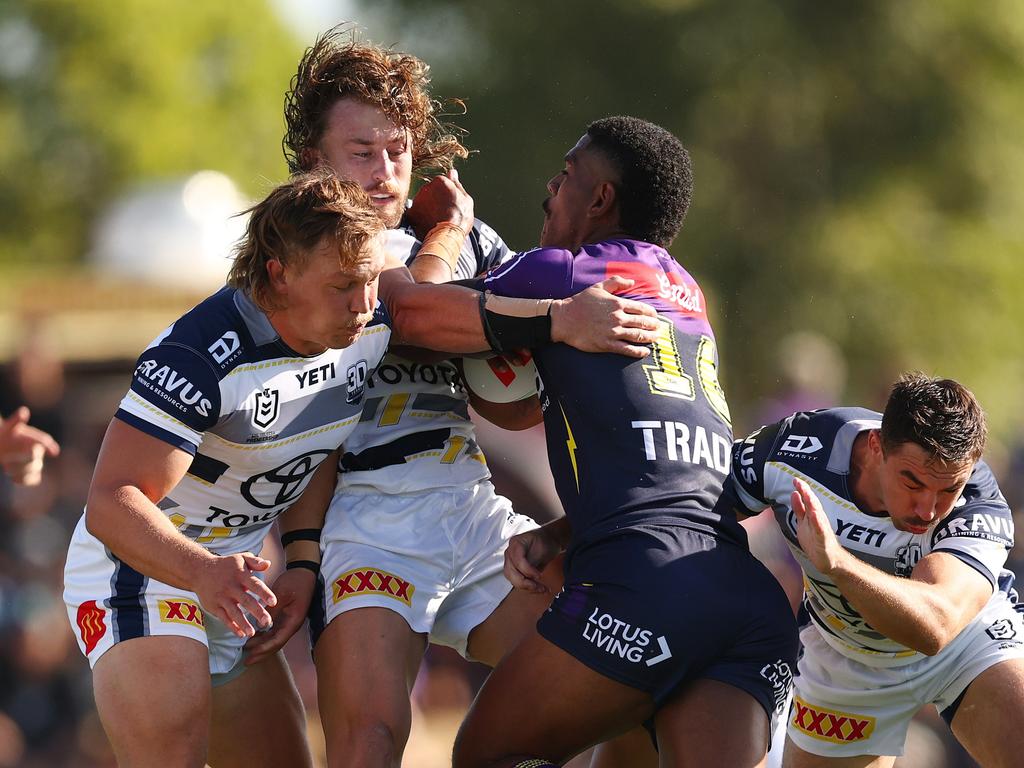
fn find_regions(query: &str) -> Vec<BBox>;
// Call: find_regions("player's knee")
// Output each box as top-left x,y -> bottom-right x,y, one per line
332,715 -> 408,763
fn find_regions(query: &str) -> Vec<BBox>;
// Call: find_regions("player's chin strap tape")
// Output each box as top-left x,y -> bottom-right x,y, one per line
479,290 -> 553,353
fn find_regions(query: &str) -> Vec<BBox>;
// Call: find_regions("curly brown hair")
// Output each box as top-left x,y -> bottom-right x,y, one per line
283,24 -> 468,178
227,168 -> 384,312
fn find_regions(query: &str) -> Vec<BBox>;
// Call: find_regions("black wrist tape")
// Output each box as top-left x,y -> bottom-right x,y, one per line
478,291 -> 553,353
286,560 -> 320,574
280,528 -> 321,548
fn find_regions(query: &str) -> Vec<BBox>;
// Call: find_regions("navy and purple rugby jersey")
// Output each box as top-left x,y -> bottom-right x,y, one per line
480,238 -> 744,547
725,407 -> 1016,665
111,286 -> 391,556
336,218 -> 512,494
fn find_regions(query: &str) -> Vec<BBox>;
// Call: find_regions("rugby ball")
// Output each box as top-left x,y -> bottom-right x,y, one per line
461,353 -> 538,403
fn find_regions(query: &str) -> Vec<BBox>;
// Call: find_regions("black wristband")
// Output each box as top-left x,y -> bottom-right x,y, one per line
478,291 -> 553,353
280,528 -> 321,548
286,560 -> 320,574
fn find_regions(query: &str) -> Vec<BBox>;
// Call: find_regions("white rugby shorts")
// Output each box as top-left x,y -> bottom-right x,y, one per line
788,593 -> 1024,758
313,482 -> 538,658
63,515 -> 252,683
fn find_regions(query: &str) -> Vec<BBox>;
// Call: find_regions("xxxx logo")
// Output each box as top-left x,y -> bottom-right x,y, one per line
792,696 -> 875,744
333,568 -> 415,606
158,599 -> 205,629
76,600 -> 108,654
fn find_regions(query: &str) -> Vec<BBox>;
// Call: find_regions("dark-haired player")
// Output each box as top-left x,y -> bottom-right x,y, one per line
725,373 -> 1024,768
62,166 -> 652,767
237,27 -> 668,768
451,116 -> 799,768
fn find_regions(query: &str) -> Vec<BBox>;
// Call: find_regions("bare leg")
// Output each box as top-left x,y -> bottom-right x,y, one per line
453,628 -> 653,768
655,678 -> 770,768
209,649 -> 313,768
589,728 -> 657,768
465,555 -> 562,666
315,607 -> 427,768
950,658 -> 1024,768
93,636 -> 210,768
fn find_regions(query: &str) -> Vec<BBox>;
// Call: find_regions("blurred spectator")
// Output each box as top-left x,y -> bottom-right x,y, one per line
0,408 -> 59,486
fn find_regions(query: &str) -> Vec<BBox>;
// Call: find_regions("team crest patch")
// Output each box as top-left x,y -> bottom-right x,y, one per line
792,696 -> 875,744
77,600 -> 107,654
158,599 -> 205,629
253,388 -> 280,430
986,618 -> 1018,641
332,568 -> 415,606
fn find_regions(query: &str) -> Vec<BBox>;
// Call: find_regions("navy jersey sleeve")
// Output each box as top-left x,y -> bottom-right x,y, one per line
481,247 -> 575,300
469,218 -> 513,274
115,342 -> 222,454
930,463 -> 1014,587
725,420 -> 785,514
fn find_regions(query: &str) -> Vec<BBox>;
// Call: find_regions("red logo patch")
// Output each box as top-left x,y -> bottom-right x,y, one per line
606,261 -> 704,316
158,599 -> 205,628
76,600 -> 107,654
332,568 -> 415,606
792,696 -> 875,743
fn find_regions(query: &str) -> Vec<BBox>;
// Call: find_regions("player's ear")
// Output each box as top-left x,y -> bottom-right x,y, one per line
300,146 -> 323,171
589,180 -> 618,220
266,258 -> 289,297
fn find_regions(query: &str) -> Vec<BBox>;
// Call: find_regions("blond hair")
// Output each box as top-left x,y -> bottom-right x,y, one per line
227,169 -> 384,311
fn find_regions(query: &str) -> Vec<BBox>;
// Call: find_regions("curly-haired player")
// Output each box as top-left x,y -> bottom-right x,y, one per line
241,28 -> 673,768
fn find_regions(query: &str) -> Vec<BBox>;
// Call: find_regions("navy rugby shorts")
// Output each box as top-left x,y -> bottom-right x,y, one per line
537,524 -> 798,722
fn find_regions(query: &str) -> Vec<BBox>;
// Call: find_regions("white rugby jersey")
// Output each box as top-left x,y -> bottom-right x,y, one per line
727,407 -> 1016,667
108,287 -> 391,555
337,219 -> 512,494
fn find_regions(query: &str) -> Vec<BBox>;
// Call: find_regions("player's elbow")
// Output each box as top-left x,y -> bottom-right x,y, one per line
84,482 -> 125,543
910,623 -> 957,657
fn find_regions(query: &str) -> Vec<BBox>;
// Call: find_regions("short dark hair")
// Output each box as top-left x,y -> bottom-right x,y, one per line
283,24 -> 467,177
227,168 -> 384,312
585,116 -> 693,248
880,372 -> 987,465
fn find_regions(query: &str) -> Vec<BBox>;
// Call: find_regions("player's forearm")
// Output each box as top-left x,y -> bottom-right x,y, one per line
85,486 -> 216,590
277,451 -> 338,568
541,516 -> 574,550
408,222 -> 467,284
383,279 -> 491,353
827,552 -> 975,655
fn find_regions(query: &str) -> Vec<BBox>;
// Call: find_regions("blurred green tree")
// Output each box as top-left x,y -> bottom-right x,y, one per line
369,0 -> 1024,432
0,0 -> 299,267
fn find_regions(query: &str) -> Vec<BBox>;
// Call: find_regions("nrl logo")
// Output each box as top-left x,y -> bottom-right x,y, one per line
253,388 -> 280,430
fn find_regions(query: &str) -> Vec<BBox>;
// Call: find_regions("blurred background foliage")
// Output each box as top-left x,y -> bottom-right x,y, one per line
2,0 -> 1024,432
0,0 -> 300,267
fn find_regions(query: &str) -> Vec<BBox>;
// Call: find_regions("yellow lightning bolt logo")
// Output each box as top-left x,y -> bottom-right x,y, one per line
559,402 -> 580,493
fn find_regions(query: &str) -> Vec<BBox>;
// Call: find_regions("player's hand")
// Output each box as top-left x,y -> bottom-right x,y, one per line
192,553 -> 277,639
406,168 -> 474,238
0,407 -> 61,486
792,477 -> 845,575
504,528 -> 561,594
549,276 -> 659,358
244,566 -> 317,665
